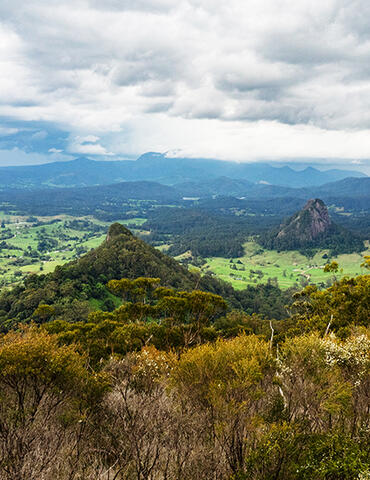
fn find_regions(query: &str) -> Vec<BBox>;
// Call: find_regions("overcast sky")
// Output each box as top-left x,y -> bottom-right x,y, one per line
0,0 -> 370,172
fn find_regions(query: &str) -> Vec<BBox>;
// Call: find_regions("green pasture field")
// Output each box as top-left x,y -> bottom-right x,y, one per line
123,218 -> 147,226
0,214 -> 147,289
201,240 -> 370,290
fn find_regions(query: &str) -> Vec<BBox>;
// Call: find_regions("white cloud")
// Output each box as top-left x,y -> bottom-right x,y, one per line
70,143 -> 114,155
77,135 -> 100,144
68,136 -> 114,156
31,130 -> 48,140
0,126 -> 19,136
0,148 -> 72,166
0,0 -> 369,169
111,114 -> 370,164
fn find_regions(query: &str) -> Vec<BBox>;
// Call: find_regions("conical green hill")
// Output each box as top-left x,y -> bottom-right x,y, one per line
0,223 -> 235,327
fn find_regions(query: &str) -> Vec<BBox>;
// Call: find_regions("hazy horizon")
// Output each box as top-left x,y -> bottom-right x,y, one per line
0,152 -> 368,176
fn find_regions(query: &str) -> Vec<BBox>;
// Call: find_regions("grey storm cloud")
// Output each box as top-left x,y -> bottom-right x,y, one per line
1,0 -> 370,166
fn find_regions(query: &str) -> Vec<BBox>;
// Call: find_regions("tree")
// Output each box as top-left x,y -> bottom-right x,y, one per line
171,335 -> 275,476
361,255 -> 370,270
0,327 -> 108,479
32,303 -> 55,322
324,261 -> 339,273
290,274 -> 370,335
108,277 -> 160,303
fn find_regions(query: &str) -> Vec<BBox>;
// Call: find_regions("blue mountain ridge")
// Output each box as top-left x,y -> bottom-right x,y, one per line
0,152 -> 366,189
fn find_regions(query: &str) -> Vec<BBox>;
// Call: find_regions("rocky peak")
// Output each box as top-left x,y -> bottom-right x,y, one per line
301,198 -> 331,236
259,198 -> 363,253
277,198 -> 332,241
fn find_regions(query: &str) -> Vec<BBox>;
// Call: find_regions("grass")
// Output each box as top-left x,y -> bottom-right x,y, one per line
123,218 -> 147,226
201,240 -> 369,290
0,214 -> 147,289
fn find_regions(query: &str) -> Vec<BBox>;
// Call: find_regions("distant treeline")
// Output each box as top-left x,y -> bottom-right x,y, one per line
260,222 -> 364,256
144,207 -> 281,258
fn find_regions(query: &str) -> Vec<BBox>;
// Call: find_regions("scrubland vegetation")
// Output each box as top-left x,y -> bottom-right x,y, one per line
0,253 -> 369,479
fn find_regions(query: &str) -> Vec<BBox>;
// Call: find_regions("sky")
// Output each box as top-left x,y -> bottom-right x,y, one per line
0,0 -> 370,173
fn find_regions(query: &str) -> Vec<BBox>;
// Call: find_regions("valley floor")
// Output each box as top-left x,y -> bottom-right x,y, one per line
1,213 -> 368,292
200,240 -> 370,290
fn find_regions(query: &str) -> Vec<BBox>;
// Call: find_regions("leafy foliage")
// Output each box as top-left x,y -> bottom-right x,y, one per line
0,327 -> 108,479
290,274 -> 370,336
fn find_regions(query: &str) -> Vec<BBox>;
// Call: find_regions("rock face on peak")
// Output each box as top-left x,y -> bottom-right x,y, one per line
259,198 -> 364,254
277,198 -> 332,242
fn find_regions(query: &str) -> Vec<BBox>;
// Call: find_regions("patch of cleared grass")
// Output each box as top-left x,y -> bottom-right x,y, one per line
203,240 -> 369,290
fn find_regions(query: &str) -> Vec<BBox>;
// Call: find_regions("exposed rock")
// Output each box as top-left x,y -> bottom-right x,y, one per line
259,197 -> 363,254
277,198 -> 332,242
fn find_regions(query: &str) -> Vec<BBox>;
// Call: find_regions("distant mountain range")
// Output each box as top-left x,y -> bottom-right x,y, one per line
175,176 -> 370,200
0,153 -> 366,189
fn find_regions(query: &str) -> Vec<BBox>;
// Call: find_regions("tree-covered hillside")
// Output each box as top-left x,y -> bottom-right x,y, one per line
0,223 -> 291,330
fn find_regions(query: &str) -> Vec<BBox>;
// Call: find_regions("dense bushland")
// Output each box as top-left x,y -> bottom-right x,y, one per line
0,326 -> 368,479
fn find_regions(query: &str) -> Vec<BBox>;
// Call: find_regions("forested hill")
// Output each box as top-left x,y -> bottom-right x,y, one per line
0,224 -> 291,330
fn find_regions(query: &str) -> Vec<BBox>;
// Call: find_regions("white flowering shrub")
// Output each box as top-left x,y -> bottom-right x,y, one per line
322,333 -> 370,370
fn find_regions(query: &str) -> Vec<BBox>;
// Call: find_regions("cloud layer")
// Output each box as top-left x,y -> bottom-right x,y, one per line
0,0 -> 370,169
